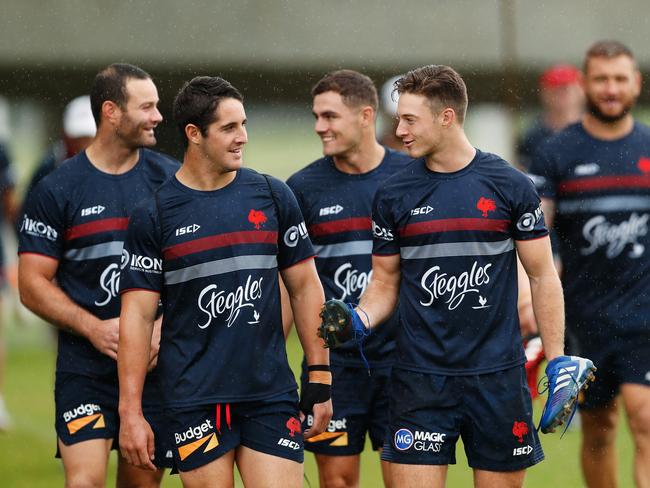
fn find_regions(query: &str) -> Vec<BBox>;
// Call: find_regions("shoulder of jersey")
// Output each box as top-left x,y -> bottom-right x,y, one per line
141,148 -> 181,173
384,147 -> 413,168
37,152 -> 90,190
286,156 -> 330,185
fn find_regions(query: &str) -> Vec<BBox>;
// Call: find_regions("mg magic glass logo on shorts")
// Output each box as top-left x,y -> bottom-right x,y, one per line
394,428 -> 446,452
197,275 -> 263,329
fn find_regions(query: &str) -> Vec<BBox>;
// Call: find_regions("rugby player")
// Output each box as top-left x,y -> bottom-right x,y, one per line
530,40 -> 650,488
117,76 -> 332,488
18,63 -> 178,487
286,69 -> 411,487
318,65 -> 594,488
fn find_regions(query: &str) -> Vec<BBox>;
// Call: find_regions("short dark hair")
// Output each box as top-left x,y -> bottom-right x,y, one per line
172,76 -> 244,148
90,63 -> 151,125
311,69 -> 378,111
584,40 -> 636,72
395,65 -> 468,124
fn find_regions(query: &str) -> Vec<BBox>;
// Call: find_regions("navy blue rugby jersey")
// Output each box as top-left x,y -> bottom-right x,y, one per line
120,168 -> 315,408
287,148 -> 411,366
372,150 -> 548,375
530,122 -> 650,341
18,149 -> 179,376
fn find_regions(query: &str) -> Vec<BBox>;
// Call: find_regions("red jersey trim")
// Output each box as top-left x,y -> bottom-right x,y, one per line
309,217 -> 371,237
17,251 -> 59,261
400,218 -> 509,237
558,175 -> 650,193
278,254 -> 316,271
120,287 -> 161,295
65,218 -> 129,241
163,230 -> 278,260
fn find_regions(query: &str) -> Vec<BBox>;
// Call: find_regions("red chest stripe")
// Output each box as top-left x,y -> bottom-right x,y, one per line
65,218 -> 129,241
163,230 -> 278,260
309,217 -> 371,237
558,175 -> 650,193
400,218 -> 509,237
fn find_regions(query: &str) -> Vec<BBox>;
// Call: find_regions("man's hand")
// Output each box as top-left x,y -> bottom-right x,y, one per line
87,317 -> 120,360
299,365 -> 333,439
119,412 -> 157,471
304,398 -> 333,440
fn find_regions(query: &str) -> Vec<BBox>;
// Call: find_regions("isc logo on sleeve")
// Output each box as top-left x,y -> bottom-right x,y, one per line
81,205 -> 105,217
175,224 -> 201,236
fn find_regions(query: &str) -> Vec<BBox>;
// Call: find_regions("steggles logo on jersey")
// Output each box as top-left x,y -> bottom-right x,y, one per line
476,197 -> 496,217
334,262 -> 372,301
174,419 -> 219,461
248,209 -> 268,229
95,248 -> 130,307
283,221 -> 308,247
516,204 -> 543,232
372,220 -> 394,241
63,403 -> 105,434
420,261 -> 492,310
197,275 -> 263,329
81,205 -> 105,217
581,213 -> 648,258
19,214 -> 58,241
637,156 -> 650,173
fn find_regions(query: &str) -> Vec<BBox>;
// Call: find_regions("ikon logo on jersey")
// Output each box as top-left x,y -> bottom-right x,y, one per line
19,214 -> 58,241
248,209 -> 268,229
284,222 -> 308,247
319,205 -> 343,216
372,221 -> 394,241
175,224 -> 201,236
129,254 -> 163,274
477,197 -> 496,217
174,419 -> 219,461
63,403 -> 105,434
81,205 -> 105,217
305,415 -> 349,446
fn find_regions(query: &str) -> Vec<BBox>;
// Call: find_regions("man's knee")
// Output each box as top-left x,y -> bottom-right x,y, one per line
65,472 -> 105,488
320,471 -> 358,488
627,403 -> 650,442
316,454 -> 360,488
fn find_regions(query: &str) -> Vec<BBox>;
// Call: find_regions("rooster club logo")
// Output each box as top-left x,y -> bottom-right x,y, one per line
248,209 -> 268,229
512,421 -> 528,443
638,157 -> 650,173
476,197 -> 496,217
286,417 -> 301,437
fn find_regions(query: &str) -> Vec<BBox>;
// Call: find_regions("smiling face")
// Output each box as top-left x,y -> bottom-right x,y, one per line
197,97 -> 248,173
583,54 -> 641,123
395,92 -> 443,159
312,91 -> 365,157
115,78 -> 162,148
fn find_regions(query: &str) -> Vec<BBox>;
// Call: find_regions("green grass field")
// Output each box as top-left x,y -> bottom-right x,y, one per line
0,113 -> 637,486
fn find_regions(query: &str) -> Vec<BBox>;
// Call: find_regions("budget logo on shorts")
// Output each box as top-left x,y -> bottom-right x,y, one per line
394,428 -> 414,451
63,403 -> 105,434
304,415 -> 349,446
175,419 -> 219,461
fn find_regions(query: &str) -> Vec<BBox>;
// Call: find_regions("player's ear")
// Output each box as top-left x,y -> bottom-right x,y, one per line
185,124 -> 201,145
101,101 -> 120,126
440,107 -> 456,128
360,105 -> 375,128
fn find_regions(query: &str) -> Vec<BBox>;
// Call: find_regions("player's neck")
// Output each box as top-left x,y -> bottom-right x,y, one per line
177,157 -> 237,191
581,112 -> 635,141
332,140 -> 385,175
424,132 -> 475,173
85,134 -> 140,175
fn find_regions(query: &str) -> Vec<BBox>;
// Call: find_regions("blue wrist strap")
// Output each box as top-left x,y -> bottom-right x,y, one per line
347,303 -> 372,376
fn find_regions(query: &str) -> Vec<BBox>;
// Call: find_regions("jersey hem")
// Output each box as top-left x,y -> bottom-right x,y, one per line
279,254 -> 316,271
160,384 -> 297,409
17,251 -> 59,261
393,357 -> 525,376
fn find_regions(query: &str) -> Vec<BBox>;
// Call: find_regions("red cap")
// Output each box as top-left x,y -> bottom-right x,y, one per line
539,64 -> 580,89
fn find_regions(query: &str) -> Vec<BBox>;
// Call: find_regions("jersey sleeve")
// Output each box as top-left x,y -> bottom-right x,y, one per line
18,179 -> 65,259
372,185 -> 400,255
510,171 -> 549,241
270,177 -> 315,269
120,200 -> 164,293
528,141 -> 559,200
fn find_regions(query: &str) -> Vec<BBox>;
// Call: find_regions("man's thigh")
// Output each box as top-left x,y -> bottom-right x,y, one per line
58,437 -> 112,487
237,445 -> 303,488
303,364 -> 391,456
178,448 -> 235,488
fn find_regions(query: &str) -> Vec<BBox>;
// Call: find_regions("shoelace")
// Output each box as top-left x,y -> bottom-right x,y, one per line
537,365 -> 581,437
347,303 -> 372,376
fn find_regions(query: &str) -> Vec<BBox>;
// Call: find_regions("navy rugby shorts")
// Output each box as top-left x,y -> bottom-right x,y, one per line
55,371 -> 172,468
301,363 -> 390,456
165,390 -> 303,472
381,366 -> 544,472
568,331 -> 650,410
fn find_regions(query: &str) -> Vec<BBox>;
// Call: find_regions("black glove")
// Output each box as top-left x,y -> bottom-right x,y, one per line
318,299 -> 369,348
299,365 -> 332,414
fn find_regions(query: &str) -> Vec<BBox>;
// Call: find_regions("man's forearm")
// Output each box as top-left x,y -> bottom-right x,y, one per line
19,271 -> 99,338
357,276 -> 399,330
118,313 -> 154,415
530,274 -> 565,360
292,279 -> 328,366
